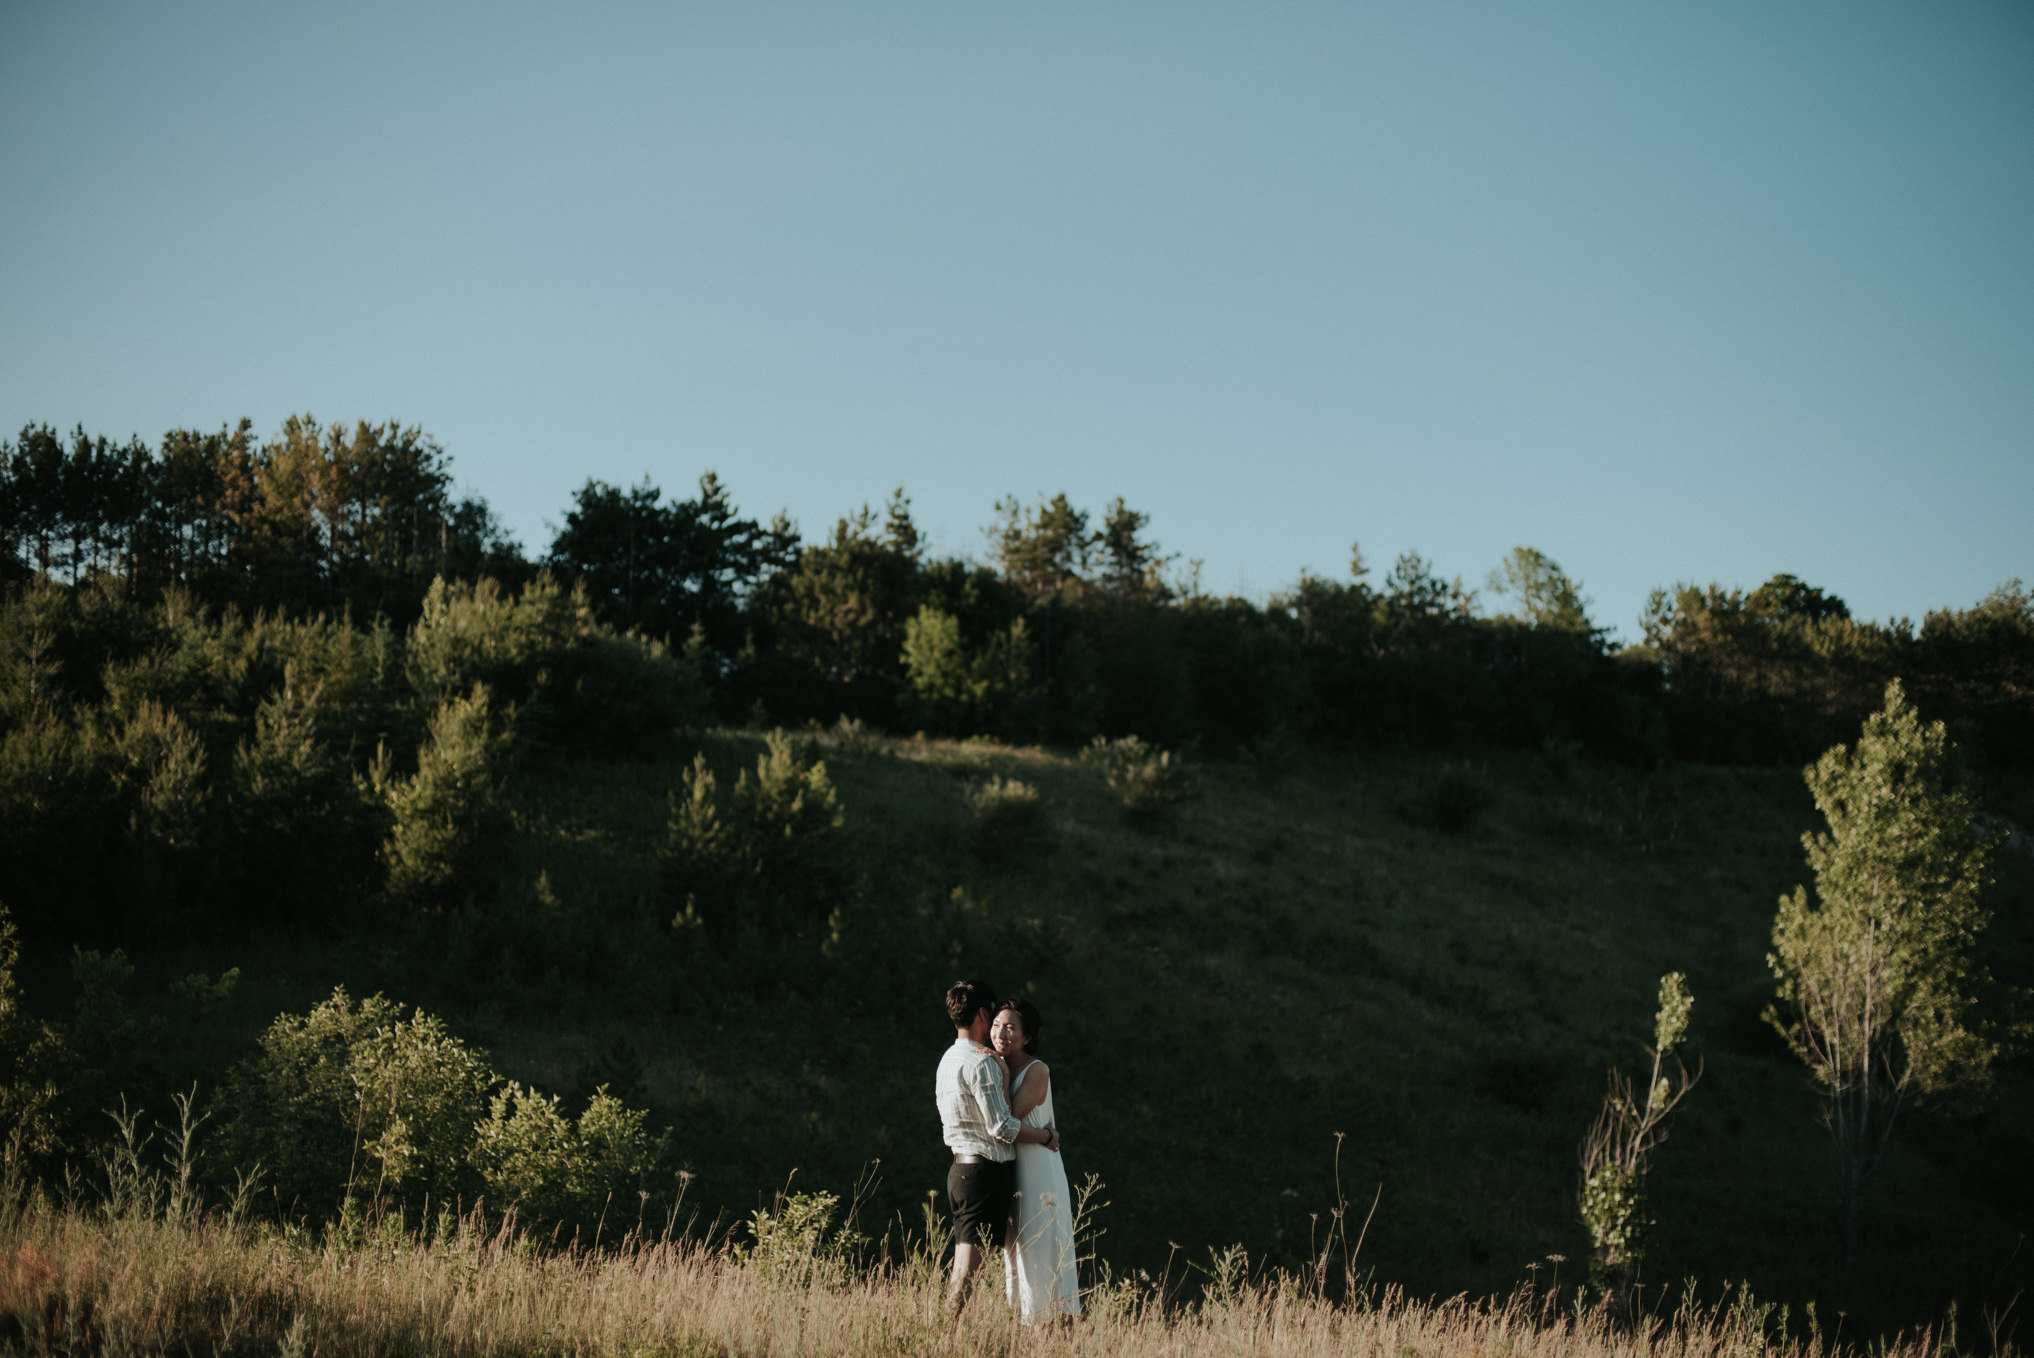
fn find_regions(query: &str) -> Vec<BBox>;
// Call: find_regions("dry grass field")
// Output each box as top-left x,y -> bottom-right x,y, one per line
0,1190 -> 1985,1358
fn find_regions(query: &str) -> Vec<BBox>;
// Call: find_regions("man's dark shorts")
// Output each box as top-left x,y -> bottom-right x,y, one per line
947,1157 -> 1016,1250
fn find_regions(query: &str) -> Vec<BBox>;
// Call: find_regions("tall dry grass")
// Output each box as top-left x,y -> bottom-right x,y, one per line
0,1193 -> 1980,1358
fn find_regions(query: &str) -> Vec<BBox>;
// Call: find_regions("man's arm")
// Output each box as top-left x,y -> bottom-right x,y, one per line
970,1057 -> 1060,1151
968,1055 -> 1023,1145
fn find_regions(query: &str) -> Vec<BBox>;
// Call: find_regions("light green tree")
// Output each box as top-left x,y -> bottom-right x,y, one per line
470,1081 -> 663,1232
1486,546 -> 1593,633
219,986 -> 664,1233
898,605 -> 1038,736
1578,971 -> 1699,1306
1764,679 -> 2001,1268
378,684 -> 514,906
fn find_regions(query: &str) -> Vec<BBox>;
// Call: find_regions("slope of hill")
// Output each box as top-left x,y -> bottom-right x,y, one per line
25,728 -> 2032,1337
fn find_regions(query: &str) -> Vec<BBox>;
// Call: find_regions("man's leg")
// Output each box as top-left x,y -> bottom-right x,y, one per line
946,1160 -> 986,1313
948,1238 -> 987,1310
945,1160 -> 1014,1318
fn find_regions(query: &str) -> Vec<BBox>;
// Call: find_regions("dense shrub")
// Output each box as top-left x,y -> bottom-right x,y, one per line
471,1082 -> 665,1234
0,570 -> 715,941
98,598 -> 403,754
661,732 -> 847,939
218,989 -> 487,1214
0,582 -> 412,939
217,987 -> 665,1232
378,685 -> 514,907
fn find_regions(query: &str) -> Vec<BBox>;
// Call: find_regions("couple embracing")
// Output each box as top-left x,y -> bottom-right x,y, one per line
935,980 -> 1080,1325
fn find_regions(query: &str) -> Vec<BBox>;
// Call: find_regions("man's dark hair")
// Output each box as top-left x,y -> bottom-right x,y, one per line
994,998 -> 1043,1055
946,980 -> 997,1029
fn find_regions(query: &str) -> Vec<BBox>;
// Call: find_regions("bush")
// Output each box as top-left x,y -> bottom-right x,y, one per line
378,685 -> 514,906
98,600 -> 403,757
218,988 -> 491,1215
1081,735 -> 1193,824
218,987 -> 666,1233
470,1082 -> 664,1236
736,1188 -> 866,1286
965,775 -> 1046,863
661,731 -> 847,940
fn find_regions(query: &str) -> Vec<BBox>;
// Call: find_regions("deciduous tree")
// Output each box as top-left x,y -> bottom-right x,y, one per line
1578,972 -> 1699,1308
1486,546 -> 1593,634
1765,679 -> 2001,1268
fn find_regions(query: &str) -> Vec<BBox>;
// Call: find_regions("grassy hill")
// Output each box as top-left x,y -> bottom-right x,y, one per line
34,728 -> 2034,1339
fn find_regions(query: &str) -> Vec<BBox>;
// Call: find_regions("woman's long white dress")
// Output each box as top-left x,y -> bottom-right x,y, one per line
1006,1061 -> 1080,1323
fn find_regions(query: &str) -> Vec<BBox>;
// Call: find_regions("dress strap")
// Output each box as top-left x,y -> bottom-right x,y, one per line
1011,1059 -> 1038,1093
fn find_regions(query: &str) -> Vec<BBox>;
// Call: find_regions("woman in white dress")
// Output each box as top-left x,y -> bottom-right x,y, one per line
990,999 -> 1080,1324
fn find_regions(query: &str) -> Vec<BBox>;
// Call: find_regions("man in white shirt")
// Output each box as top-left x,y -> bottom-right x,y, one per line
937,979 -> 1060,1314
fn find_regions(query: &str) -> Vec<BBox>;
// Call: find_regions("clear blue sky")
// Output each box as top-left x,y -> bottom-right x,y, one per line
4,2 -> 2029,640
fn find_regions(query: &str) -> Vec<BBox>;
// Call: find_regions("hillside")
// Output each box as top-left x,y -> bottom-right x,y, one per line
45,727 -> 2030,1338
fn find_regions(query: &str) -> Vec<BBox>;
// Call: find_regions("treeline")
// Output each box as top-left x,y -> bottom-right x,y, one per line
0,418 -> 523,624
5,416 -> 2031,775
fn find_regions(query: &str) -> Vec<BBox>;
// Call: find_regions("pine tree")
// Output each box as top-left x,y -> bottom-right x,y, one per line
1764,678 -> 2001,1268
989,493 -> 1096,601
660,732 -> 844,941
379,685 -> 514,906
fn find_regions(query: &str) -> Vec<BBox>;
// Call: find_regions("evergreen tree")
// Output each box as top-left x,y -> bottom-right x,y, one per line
990,492 -> 1096,601
547,472 -> 796,651
1765,679 -> 2002,1268
660,732 -> 844,940
137,420 -> 259,598
769,491 -> 922,691
1382,551 -> 1473,630
1097,496 -> 1173,600
378,685 -> 514,907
